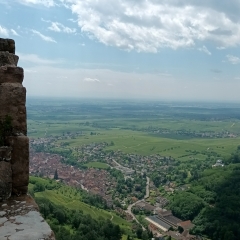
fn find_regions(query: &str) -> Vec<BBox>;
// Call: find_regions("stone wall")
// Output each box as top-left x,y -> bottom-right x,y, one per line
0,38 -> 28,199
0,38 -> 55,240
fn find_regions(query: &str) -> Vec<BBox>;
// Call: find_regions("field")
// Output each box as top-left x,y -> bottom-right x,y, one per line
27,98 -> 240,161
84,161 -> 110,169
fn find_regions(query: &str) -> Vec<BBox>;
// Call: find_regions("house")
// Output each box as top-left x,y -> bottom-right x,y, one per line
212,159 -> 224,167
135,201 -> 155,213
177,220 -> 195,231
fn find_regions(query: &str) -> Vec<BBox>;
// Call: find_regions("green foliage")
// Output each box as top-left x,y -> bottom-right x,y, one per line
171,148 -> 240,240
188,185 -> 216,204
33,182 -> 45,192
108,168 -> 124,180
170,192 -> 205,220
35,197 -> 122,240
81,192 -> 108,209
0,115 -> 13,146
191,163 -> 240,240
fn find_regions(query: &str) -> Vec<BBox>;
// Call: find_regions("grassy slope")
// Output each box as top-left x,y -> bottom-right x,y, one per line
29,177 -> 132,233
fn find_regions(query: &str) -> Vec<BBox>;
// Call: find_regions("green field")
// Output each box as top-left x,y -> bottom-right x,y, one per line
27,100 -> 240,162
50,128 -> 239,160
84,161 -> 110,169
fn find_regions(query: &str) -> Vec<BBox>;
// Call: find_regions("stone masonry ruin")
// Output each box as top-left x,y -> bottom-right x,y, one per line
0,38 -> 28,200
0,38 -> 55,240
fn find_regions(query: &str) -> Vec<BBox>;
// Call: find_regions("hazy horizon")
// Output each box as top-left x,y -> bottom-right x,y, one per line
26,96 -> 240,106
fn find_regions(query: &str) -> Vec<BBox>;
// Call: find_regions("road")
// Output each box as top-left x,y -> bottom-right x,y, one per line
144,177 -> 150,199
126,200 -> 146,230
112,159 -> 121,167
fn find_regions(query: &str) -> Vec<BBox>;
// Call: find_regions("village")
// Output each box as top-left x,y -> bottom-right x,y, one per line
30,135 -> 199,239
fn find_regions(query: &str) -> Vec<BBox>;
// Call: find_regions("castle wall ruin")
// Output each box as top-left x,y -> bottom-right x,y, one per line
0,38 -> 55,240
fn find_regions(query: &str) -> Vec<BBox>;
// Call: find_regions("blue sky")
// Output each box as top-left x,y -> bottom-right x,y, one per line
1,0 -> 240,102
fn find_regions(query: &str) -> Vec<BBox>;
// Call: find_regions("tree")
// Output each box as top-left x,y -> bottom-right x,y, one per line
136,227 -> 143,239
54,169 -> 58,180
142,231 -> 149,240
178,226 -> 184,233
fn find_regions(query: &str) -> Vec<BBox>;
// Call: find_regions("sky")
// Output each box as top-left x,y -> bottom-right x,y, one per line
0,0 -> 240,102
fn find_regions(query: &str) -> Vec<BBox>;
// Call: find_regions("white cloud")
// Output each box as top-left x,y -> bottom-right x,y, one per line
198,45 -> 211,55
41,18 -> 76,34
62,0 -> 240,52
0,25 -> 8,36
48,22 -> 61,32
83,77 -> 100,82
226,55 -> 240,65
18,52 -> 62,65
48,22 -> 76,34
68,18 -> 77,23
11,29 -> 19,36
217,46 -> 226,50
31,29 -> 57,43
17,0 -> 55,7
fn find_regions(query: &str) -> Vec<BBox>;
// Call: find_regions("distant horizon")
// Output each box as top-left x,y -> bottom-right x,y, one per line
26,95 -> 240,106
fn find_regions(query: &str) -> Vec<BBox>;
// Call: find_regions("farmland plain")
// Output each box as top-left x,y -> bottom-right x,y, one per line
27,98 -> 240,161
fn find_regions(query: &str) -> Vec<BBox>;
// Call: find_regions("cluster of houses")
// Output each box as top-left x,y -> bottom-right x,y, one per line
31,137 -> 178,191
105,152 -> 174,174
149,128 -> 237,139
29,152 -> 114,207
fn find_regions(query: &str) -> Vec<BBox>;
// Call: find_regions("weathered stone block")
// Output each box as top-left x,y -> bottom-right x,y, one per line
0,161 -> 12,201
6,136 -> 29,194
0,66 -> 24,84
0,146 -> 12,162
0,83 -> 27,135
0,38 -> 15,54
0,195 -> 56,240
0,52 -> 19,67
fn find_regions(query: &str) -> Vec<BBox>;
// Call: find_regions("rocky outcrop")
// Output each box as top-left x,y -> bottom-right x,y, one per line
0,38 -> 55,239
